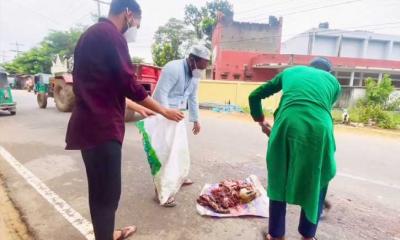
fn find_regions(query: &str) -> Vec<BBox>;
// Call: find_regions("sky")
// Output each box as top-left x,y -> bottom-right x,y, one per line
0,0 -> 400,64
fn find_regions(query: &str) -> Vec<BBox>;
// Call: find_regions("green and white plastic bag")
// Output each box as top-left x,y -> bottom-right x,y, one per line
136,115 -> 190,205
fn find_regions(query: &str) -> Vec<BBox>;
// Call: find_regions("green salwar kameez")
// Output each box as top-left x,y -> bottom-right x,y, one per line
249,65 -> 341,224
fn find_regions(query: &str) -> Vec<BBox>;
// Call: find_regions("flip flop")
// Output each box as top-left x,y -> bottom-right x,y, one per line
162,197 -> 177,207
182,179 -> 194,186
114,226 -> 137,240
262,231 -> 285,240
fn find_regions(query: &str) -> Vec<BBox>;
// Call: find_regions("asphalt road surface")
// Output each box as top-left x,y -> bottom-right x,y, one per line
0,90 -> 399,240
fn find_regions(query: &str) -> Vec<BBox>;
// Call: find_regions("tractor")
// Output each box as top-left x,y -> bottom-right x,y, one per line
34,55 -> 161,114
35,72 -> 75,112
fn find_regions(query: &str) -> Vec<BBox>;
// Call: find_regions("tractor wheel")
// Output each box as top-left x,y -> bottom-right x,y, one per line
10,111 -> 16,115
54,81 -> 75,112
37,93 -> 48,109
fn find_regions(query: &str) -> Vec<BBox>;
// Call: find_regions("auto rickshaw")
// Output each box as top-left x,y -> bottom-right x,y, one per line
0,70 -> 16,115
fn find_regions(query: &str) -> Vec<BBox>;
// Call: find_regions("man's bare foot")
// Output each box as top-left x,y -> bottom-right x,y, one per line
182,179 -> 193,186
113,225 -> 137,240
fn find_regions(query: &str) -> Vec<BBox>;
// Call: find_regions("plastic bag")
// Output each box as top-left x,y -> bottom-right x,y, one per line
136,115 -> 190,204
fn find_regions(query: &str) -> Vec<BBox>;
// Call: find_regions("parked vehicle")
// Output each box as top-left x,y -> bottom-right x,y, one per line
0,70 -> 16,115
34,63 -> 161,113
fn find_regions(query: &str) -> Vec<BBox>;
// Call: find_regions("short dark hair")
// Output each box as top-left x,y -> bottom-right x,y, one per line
189,53 -> 203,62
109,0 -> 141,16
309,57 -> 332,72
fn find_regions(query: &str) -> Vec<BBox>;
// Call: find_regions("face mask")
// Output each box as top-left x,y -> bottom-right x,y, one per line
124,26 -> 138,43
192,60 -> 205,79
123,9 -> 138,43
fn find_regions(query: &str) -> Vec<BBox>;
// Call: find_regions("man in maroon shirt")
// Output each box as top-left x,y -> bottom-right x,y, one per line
65,0 -> 184,239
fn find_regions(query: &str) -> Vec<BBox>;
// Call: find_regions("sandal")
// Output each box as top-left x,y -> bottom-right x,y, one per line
182,179 -> 194,186
114,226 -> 137,240
162,197 -> 177,207
262,231 -> 285,240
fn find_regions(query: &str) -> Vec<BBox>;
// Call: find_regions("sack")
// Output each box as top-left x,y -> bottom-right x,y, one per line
136,115 -> 190,204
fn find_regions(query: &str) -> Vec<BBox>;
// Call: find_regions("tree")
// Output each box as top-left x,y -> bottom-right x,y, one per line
364,74 -> 394,106
184,0 -> 233,41
151,18 -> 196,67
356,74 -> 397,129
43,27 -> 83,59
152,43 -> 176,67
2,27 -> 84,74
132,56 -> 145,64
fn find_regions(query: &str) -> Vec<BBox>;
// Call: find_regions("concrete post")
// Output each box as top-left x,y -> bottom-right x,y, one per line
387,41 -> 394,60
362,39 -> 369,58
360,72 -> 364,86
336,35 -> 343,57
378,73 -> 383,83
350,72 -> 355,87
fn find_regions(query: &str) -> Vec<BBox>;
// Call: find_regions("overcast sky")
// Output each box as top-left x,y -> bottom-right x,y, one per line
0,0 -> 400,63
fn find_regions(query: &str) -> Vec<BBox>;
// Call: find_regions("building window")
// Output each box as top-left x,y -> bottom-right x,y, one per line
362,73 -> 380,86
390,74 -> 400,89
353,72 -> 362,87
393,80 -> 400,89
221,72 -> 229,80
245,76 -> 253,81
233,74 -> 241,80
335,71 -> 351,86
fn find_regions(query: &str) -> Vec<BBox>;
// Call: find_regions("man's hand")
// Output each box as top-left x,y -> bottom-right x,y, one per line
163,109 -> 184,122
136,107 -> 155,118
259,121 -> 272,137
138,97 -> 184,122
192,122 -> 201,135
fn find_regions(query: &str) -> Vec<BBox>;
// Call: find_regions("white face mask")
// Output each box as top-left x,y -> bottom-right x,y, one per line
192,60 -> 205,79
124,26 -> 138,43
123,9 -> 138,43
192,69 -> 204,79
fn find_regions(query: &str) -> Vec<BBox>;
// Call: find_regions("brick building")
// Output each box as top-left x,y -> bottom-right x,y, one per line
211,13 -> 283,81
211,20 -> 400,106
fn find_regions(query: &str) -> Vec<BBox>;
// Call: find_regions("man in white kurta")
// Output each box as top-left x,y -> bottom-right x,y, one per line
152,45 -> 210,206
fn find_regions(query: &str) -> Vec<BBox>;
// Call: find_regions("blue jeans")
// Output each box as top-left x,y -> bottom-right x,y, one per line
268,188 -> 328,238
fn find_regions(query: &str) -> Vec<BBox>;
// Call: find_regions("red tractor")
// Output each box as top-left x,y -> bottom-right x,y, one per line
35,63 -> 162,114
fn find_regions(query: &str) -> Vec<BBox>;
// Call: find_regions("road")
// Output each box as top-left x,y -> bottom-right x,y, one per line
0,90 -> 399,240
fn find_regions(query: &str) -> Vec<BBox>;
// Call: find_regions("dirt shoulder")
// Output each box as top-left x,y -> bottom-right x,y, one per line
0,177 -> 33,240
200,110 -> 400,139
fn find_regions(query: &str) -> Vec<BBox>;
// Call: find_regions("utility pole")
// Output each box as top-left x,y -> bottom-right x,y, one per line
0,51 -> 7,63
93,0 -> 111,18
10,42 -> 24,56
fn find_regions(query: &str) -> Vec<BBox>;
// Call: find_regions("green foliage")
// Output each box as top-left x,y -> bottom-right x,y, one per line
352,74 -> 398,129
362,74 -> 394,107
152,43 -> 176,67
151,18 -> 196,67
386,95 -> 400,111
331,109 -> 343,123
184,0 -> 233,41
131,56 -> 145,64
357,104 -> 397,129
184,4 -> 205,39
2,27 -> 84,75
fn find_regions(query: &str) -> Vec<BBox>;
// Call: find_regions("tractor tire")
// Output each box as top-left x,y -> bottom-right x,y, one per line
37,93 -> 48,109
10,111 -> 16,115
54,81 -> 75,112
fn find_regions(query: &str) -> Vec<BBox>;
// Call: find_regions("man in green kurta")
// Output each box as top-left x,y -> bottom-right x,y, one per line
249,57 -> 341,240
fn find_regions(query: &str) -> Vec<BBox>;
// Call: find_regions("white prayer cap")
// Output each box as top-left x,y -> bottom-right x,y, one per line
189,45 -> 211,61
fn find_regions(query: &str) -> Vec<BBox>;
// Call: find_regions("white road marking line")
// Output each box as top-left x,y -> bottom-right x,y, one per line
0,146 -> 94,240
338,172 -> 400,191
